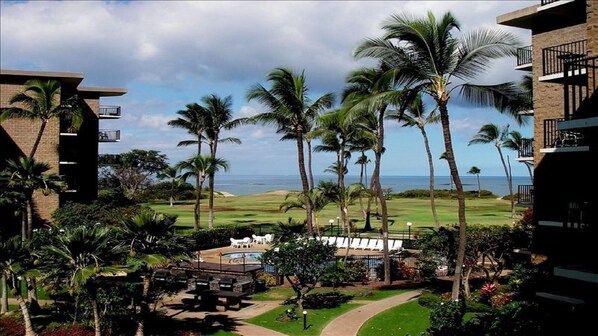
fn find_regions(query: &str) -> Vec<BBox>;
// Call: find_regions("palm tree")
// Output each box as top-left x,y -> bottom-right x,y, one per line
503,130 -> 534,181
42,225 -> 123,336
167,103 -> 207,155
201,94 -> 243,229
157,166 -> 181,207
119,210 -> 190,336
469,124 -> 515,217
279,188 -> 332,236
0,237 -> 36,335
467,166 -> 482,197
438,152 -> 454,192
354,152 -> 371,186
390,94 -> 441,227
342,65 -> 401,285
0,79 -> 83,159
354,11 -> 520,298
247,68 -> 334,235
177,155 -> 229,230
2,157 -> 64,242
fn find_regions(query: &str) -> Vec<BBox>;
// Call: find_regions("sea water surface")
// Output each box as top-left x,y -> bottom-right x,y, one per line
214,175 -> 532,197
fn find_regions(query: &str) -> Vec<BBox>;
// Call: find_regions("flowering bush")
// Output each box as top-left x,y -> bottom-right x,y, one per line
480,282 -> 498,297
490,293 -> 513,308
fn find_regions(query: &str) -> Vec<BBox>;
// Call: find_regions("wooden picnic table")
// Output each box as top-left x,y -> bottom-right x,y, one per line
186,289 -> 249,311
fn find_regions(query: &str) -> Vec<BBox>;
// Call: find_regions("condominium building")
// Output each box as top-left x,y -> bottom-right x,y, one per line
0,69 -> 126,230
498,0 -> 597,327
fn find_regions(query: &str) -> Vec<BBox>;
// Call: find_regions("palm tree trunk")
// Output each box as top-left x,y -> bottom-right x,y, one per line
438,101 -> 467,300
169,179 -> 175,207
524,161 -> 533,181
497,147 -> 515,218
307,139 -> 314,190
421,127 -> 440,228
295,128 -> 313,235
1,274 -> 7,314
22,207 -> 28,243
92,297 -> 101,336
208,173 -> 215,229
194,175 -> 201,231
26,277 -> 40,312
16,294 -> 36,336
136,273 -> 152,336
477,174 -> 481,197
373,109 -> 390,285
29,120 -> 47,159
26,196 -> 34,240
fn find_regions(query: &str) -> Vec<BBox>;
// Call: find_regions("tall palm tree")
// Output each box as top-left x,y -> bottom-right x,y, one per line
201,94 -> 242,229
119,210 -> 190,336
0,79 -> 83,159
247,68 -> 334,235
467,166 -> 482,197
354,152 -> 371,186
2,157 -> 64,241
42,225 -> 123,336
503,130 -> 534,181
0,237 -> 36,336
390,94 -> 441,227
469,124 -> 515,217
177,155 -> 229,230
279,188 -> 332,236
167,103 -> 207,156
342,65 -> 402,285
157,166 -> 181,207
354,11 -> 519,298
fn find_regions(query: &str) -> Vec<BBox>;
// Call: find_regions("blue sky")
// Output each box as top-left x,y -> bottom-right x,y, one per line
0,0 -> 536,178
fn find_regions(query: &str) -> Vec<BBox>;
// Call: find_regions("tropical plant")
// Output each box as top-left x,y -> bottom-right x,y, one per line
469,124 -> 515,217
0,79 -> 83,158
467,166 -> 482,198
391,93 -> 441,227
118,210 -> 190,336
503,130 -> 534,181
0,237 -> 36,335
201,94 -> 243,229
1,157 -> 64,241
41,225 -> 123,336
354,11 -> 520,298
177,155 -> 229,230
167,103 -> 208,155
157,166 -> 181,207
279,188 -> 331,235
247,68 -> 334,235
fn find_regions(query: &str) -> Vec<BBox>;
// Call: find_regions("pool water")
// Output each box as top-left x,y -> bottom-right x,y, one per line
222,251 -> 264,260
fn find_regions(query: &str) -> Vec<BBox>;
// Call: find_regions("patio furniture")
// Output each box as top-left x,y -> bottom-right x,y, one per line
327,237 -> 337,245
356,238 -> 369,249
252,234 -> 267,244
265,234 -> 275,244
390,240 -> 403,252
366,239 -> 379,250
230,238 -> 244,248
336,237 -> 346,248
241,237 -> 252,248
349,238 -> 361,249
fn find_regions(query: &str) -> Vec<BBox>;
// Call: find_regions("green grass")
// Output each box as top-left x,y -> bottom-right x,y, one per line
250,287 -> 410,302
358,300 -> 431,336
148,192 -> 526,232
1,280 -> 51,300
246,303 -> 360,336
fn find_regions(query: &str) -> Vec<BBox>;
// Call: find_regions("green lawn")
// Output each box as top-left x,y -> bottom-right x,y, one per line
246,303 -> 361,336
358,300 -> 430,336
250,287 -> 410,302
1,280 -> 51,300
148,192 -> 525,232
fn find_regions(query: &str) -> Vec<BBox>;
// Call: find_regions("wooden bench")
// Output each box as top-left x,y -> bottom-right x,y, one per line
187,289 -> 249,311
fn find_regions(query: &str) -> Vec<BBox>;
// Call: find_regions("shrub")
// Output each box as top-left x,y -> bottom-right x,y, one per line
375,259 -> 417,281
397,189 -> 496,199
284,291 -> 353,309
418,292 -> 442,308
52,200 -> 143,227
423,299 -> 466,336
191,226 -> 255,250
320,260 -> 368,287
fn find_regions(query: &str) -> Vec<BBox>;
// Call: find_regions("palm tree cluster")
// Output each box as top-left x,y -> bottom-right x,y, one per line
0,210 -> 191,336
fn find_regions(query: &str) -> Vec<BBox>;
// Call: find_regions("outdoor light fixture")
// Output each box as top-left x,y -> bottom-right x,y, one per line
329,219 -> 334,234
303,310 -> 308,330
195,251 -> 201,270
407,222 -> 413,249
337,216 -> 340,234
218,252 -> 223,272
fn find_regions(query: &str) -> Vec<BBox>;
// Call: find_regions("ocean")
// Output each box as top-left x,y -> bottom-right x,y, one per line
214,175 -> 532,197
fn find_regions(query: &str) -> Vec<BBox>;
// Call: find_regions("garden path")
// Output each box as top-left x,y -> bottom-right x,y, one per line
320,289 -> 423,336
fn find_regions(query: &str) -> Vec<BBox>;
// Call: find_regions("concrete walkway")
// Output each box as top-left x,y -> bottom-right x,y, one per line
320,289 -> 423,336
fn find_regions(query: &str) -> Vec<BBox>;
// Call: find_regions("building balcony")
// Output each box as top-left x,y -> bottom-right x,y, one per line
515,46 -> 532,70
538,200 -> 594,229
540,39 -> 587,82
559,56 -> 598,131
98,129 -> 120,142
540,118 -> 589,153
518,138 -> 534,160
497,0 -> 582,30
99,105 -> 121,119
517,184 -> 534,207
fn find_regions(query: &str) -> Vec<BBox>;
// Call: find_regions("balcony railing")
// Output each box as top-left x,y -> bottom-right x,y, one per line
99,105 -> 121,118
98,129 -> 120,142
542,39 -> 587,76
519,138 -> 534,158
540,0 -> 559,5
544,118 -> 586,148
564,55 -> 597,120
517,185 -> 533,206
517,46 -> 532,66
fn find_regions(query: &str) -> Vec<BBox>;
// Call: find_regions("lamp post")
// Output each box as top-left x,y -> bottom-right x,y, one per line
406,222 -> 412,249
329,219 -> 334,235
303,310 -> 308,330
336,216 -> 340,235
242,253 -> 246,273
218,252 -> 223,272
195,251 -> 201,271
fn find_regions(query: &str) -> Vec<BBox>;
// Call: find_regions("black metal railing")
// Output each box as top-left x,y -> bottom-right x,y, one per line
99,105 -> 121,117
519,138 -> 534,158
564,55 -> 597,120
542,39 -> 587,76
540,0 -> 559,5
544,118 -> 562,148
517,185 -> 534,206
517,46 -> 532,66
543,118 -> 586,148
98,129 -> 120,142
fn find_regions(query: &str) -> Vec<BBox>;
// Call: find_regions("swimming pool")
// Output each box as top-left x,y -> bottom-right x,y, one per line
222,251 -> 264,264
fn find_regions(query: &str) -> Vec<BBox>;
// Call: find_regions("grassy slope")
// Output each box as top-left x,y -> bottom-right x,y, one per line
148,192 -> 525,232
358,300 -> 430,336
250,287 -> 410,302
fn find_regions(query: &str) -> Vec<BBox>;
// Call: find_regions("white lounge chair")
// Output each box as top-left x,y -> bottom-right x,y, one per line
242,237 -> 253,248
265,234 -> 275,244
336,237 -> 346,248
230,238 -> 244,248
349,238 -> 361,249
390,240 -> 403,252
327,237 -> 337,245
357,238 -> 369,249
367,239 -> 379,250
